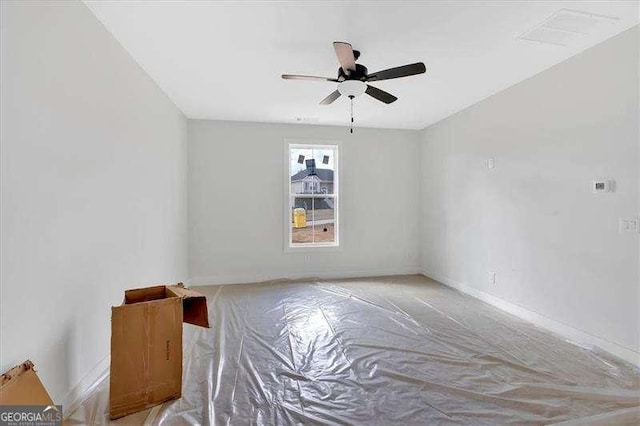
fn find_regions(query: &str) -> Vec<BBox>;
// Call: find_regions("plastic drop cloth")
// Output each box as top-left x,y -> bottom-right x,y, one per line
67,275 -> 640,425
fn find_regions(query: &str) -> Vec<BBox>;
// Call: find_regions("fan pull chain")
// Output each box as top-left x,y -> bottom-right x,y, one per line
349,95 -> 354,134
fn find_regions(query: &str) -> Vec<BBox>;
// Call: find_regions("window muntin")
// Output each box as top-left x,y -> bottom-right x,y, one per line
288,144 -> 338,247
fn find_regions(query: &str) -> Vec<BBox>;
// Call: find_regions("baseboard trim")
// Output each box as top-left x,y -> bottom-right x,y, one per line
420,270 -> 640,368
187,266 -> 421,286
61,355 -> 110,418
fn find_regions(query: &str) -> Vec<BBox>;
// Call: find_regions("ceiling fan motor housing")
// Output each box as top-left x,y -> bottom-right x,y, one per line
338,64 -> 368,81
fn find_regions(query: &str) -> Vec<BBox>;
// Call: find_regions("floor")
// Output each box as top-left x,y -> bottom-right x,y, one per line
68,275 -> 640,425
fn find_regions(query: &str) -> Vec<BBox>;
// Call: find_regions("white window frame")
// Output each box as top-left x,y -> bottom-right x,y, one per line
284,139 -> 341,252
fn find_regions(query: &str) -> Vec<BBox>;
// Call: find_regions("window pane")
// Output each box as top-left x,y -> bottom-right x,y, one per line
290,147 -> 313,195
290,197 -> 336,245
291,197 -> 313,244
290,147 -> 334,195
312,199 -> 335,243
312,148 -> 334,195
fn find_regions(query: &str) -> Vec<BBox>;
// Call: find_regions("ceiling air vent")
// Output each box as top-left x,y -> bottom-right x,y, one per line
518,9 -> 618,46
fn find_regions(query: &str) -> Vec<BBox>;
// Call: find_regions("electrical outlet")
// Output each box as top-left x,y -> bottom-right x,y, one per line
619,217 -> 640,233
487,271 -> 496,285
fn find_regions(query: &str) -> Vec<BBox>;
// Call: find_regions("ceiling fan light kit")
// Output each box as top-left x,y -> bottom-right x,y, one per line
282,41 -> 426,133
338,80 -> 367,98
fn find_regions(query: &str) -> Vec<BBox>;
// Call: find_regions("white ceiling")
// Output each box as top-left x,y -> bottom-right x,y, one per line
84,1 -> 638,130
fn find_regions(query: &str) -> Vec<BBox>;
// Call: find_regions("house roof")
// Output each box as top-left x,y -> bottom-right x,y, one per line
291,168 -> 334,182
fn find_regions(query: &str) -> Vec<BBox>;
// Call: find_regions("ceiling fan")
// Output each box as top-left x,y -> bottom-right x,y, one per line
282,41 -> 426,106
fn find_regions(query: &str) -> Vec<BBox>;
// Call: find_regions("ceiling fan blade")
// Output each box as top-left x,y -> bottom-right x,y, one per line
333,41 -> 356,75
365,85 -> 397,104
320,90 -> 341,105
282,74 -> 338,82
366,62 -> 426,82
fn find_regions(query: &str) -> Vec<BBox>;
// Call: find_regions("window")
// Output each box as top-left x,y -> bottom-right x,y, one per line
287,142 -> 339,248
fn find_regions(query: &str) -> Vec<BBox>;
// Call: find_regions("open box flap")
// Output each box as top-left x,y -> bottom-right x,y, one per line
123,285 -> 167,304
0,360 -> 54,405
167,284 -> 210,328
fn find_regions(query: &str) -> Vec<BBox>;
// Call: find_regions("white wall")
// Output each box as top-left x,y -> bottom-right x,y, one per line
0,0 -> 188,401
420,27 -> 639,361
188,120 -> 420,284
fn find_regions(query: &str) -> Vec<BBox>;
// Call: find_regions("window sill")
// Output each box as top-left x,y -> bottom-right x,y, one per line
284,244 -> 342,253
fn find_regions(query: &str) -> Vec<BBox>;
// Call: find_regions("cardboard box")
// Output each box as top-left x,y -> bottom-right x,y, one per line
0,360 -> 54,406
109,283 -> 209,420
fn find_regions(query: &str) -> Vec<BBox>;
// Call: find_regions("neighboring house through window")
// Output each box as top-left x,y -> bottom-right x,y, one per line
287,142 -> 339,248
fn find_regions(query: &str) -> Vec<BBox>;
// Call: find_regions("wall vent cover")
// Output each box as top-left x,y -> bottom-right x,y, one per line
518,9 -> 618,46
295,116 -> 320,123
